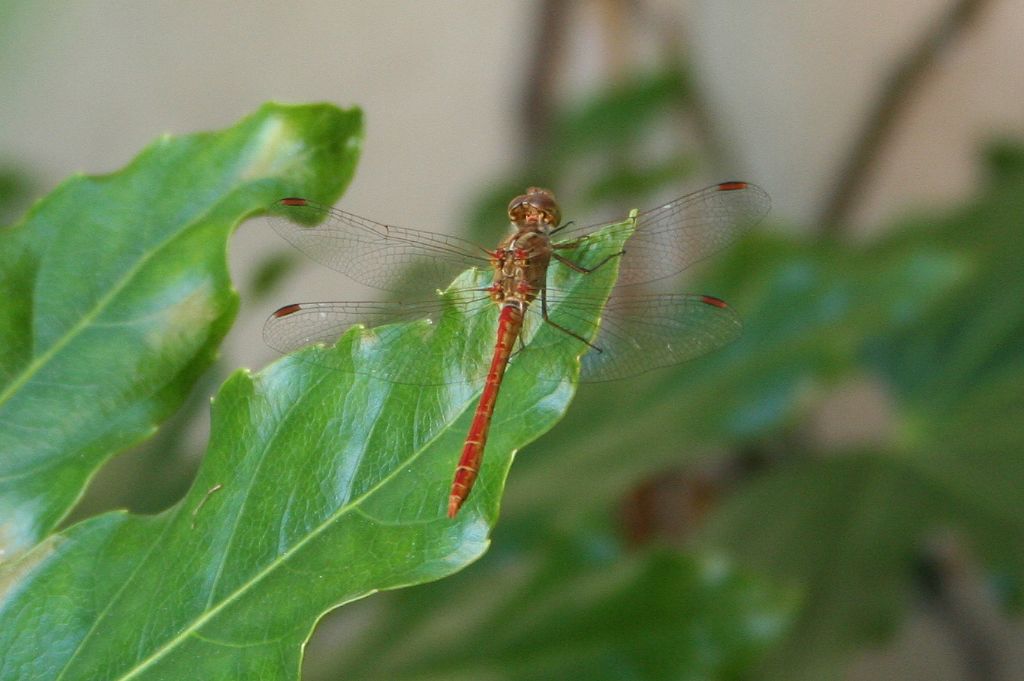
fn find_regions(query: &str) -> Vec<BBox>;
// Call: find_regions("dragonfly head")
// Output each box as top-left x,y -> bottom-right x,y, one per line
508,187 -> 561,232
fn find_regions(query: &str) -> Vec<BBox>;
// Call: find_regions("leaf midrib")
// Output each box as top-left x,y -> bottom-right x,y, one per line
0,205 -> 221,417
111,357 -> 483,681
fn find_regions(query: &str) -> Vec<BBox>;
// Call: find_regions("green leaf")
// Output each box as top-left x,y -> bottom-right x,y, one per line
0,211 -> 632,679
326,543 -> 795,681
0,103 -> 362,557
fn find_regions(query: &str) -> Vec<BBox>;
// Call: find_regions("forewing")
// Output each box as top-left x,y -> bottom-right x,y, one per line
267,198 -> 490,293
554,182 -> 770,286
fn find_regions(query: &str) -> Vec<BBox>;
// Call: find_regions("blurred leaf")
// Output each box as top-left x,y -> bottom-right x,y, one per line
867,155 -> 1024,412
550,69 -> 690,158
700,455 -> 941,679
581,154 -> 698,205
326,538 -> 794,681
699,157 -> 1024,679
982,137 -> 1024,185
0,103 -> 362,557
865,146 -> 1024,596
248,251 -> 301,300
0,211 -> 631,680
463,68 -> 695,246
0,163 -> 34,226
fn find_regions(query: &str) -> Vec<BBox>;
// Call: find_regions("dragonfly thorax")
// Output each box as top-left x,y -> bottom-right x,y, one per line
489,230 -> 552,307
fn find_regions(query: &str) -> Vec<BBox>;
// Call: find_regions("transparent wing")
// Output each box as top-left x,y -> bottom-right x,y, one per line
263,293 -> 497,386
263,300 -> 472,353
554,181 -> 770,286
265,291 -> 740,385
266,198 -> 491,293
264,183 -> 763,384
531,290 -> 741,381
578,293 -> 741,380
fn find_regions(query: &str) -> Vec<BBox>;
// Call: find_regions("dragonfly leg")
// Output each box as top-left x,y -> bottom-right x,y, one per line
551,248 -> 624,275
548,220 -> 575,236
540,286 -> 602,352
514,331 -> 528,355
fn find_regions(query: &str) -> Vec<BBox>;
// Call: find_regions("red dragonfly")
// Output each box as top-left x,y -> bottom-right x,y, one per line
264,182 -> 769,517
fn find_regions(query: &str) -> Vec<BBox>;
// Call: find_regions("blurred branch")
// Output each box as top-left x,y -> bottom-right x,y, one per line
596,0 -> 631,78
630,1 -> 732,172
521,0 -> 573,149
521,0 -> 729,169
919,539 -> 1005,681
816,0 -> 992,234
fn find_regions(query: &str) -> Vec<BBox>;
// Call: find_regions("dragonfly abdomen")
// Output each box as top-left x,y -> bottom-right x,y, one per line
447,303 -> 525,518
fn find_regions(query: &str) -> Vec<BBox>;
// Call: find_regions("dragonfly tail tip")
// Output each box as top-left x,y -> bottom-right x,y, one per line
447,496 -> 463,519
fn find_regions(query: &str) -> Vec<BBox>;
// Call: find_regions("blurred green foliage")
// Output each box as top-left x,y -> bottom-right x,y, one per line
327,536 -> 795,681
463,69 -> 699,247
0,163 -> 34,226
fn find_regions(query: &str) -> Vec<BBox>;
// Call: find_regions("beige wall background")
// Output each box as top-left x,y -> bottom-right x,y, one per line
5,0 -> 1021,380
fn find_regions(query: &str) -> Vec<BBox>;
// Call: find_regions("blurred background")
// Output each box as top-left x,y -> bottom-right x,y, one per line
3,1 -> 1023,679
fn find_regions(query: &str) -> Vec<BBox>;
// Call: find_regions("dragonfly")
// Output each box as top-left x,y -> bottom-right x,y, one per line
264,182 -> 769,518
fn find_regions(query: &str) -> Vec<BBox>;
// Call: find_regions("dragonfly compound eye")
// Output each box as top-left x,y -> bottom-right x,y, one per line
508,187 -> 561,227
